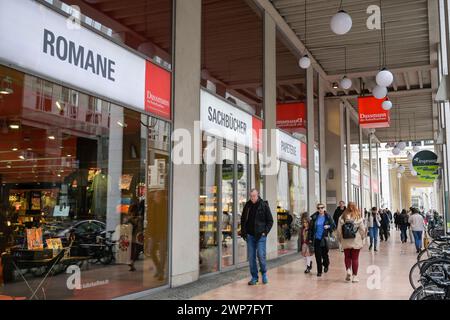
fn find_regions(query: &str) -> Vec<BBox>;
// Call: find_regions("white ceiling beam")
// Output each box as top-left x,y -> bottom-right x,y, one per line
326,64 -> 436,81
326,88 -> 433,100
403,72 -> 411,90
418,70 -> 424,89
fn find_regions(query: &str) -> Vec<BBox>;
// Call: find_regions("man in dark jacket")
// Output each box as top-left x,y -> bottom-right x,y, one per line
333,201 -> 346,228
379,210 -> 390,242
308,204 -> 336,277
241,189 -> 274,285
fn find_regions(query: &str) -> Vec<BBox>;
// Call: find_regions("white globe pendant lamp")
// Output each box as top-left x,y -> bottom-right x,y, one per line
398,165 -> 405,173
392,147 -> 400,156
397,141 -> 406,151
330,10 -> 352,35
340,76 -> 352,90
376,68 -> 394,87
382,98 -> 392,111
373,85 -> 388,99
299,55 -> 311,69
397,173 -> 402,179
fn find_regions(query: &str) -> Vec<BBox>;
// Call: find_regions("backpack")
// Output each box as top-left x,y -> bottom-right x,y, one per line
342,221 -> 358,239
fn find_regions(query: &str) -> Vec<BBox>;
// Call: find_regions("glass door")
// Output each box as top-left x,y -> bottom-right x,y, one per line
236,149 -> 249,265
221,145 -> 234,268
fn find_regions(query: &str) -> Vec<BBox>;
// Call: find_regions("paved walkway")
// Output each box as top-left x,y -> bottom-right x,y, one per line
193,229 -> 418,300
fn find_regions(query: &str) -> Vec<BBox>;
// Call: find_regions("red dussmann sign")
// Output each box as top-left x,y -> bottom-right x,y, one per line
145,61 -> 171,120
276,102 -> 307,134
358,96 -> 390,128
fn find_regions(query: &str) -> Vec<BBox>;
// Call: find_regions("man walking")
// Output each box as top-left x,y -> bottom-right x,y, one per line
241,189 -> 274,285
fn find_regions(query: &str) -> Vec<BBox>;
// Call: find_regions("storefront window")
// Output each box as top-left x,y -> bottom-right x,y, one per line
0,66 -> 169,299
199,136 -> 219,274
221,146 -> 234,268
236,150 -> 248,264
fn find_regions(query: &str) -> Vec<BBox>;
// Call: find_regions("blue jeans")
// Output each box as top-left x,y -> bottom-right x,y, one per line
369,227 -> 379,248
247,234 -> 267,281
412,231 -> 423,251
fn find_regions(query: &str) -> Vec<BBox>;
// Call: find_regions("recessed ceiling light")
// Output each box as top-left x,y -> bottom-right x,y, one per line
57,174 -> 61,177
27,148 -> 32,151
18,155 -> 25,160
6,165 -> 11,169
56,101 -> 63,110
11,147 -> 18,151
9,124 -> 20,130
117,121 -> 127,128
66,154 -> 72,157
48,135 -> 55,140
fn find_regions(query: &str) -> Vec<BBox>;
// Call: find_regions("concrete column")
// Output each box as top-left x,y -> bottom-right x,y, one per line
171,0 -> 201,287
263,11 -> 278,260
324,98 -> 345,212
345,106 -> 352,202
319,76 -> 326,203
307,67 -> 315,212
359,127 -> 364,209
368,134 -> 373,207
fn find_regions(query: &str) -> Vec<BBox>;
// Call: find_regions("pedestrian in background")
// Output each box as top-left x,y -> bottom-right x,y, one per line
409,207 -> 426,253
299,212 -> 314,273
367,207 -> 381,252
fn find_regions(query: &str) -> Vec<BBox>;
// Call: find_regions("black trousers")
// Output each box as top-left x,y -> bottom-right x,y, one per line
314,239 -> 329,273
380,225 -> 389,241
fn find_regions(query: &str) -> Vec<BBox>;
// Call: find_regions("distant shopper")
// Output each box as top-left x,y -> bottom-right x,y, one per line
336,202 -> 366,283
367,207 -> 381,251
241,189 -> 274,285
308,203 -> 335,277
398,209 -> 409,243
409,208 -> 425,253
394,210 -> 400,230
386,208 -> 393,223
299,212 -> 314,273
333,201 -> 346,230
379,209 -> 390,242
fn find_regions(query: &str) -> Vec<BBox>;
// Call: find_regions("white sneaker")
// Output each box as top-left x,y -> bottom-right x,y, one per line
345,269 -> 352,282
352,275 -> 359,283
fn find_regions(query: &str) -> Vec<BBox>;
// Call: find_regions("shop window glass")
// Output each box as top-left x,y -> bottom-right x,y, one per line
0,66 -> 169,299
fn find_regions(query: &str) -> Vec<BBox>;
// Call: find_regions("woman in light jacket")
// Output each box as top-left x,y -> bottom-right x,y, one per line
366,207 -> 381,252
337,202 -> 366,283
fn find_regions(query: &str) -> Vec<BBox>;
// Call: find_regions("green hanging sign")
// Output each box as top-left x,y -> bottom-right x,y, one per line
412,150 -> 439,181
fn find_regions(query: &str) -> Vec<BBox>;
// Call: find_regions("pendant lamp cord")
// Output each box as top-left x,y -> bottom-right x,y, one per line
304,0 -> 307,47
338,0 -> 344,11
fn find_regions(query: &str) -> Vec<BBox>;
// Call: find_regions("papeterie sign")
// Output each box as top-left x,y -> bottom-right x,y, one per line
0,0 -> 171,120
277,130 -> 301,166
413,150 -> 439,181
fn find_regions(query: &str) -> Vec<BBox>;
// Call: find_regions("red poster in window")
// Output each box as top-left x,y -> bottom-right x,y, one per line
145,61 -> 171,120
252,116 -> 263,152
276,102 -> 307,134
301,142 -> 307,168
358,96 -> 390,128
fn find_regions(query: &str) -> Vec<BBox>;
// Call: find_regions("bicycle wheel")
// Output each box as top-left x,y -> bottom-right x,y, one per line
409,260 -> 431,289
419,258 -> 450,285
411,284 -> 446,300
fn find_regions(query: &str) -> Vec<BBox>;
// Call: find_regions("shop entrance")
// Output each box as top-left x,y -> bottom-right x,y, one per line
199,137 -> 250,274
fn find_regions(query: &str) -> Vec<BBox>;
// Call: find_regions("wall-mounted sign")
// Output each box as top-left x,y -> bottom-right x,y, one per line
277,130 -> 301,166
276,102 -> 306,134
301,142 -> 307,168
0,0 -> 171,120
358,96 -> 390,128
200,89 -> 262,151
413,150 -> 439,181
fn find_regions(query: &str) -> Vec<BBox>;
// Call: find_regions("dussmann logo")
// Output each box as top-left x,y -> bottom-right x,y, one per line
360,113 -> 388,121
147,90 -> 170,109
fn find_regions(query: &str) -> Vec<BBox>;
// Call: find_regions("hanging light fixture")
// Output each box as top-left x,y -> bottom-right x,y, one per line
397,141 -> 406,151
330,0 -> 352,35
398,165 -> 405,173
382,97 -> 392,110
299,55 -> 311,69
397,173 -> 402,179
376,3 -> 394,88
299,0 -> 311,69
339,47 -> 352,89
373,85 -> 387,99
392,147 -> 400,155
332,82 -> 339,89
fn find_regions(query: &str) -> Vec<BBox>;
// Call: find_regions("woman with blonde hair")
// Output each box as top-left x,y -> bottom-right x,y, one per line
337,202 -> 366,283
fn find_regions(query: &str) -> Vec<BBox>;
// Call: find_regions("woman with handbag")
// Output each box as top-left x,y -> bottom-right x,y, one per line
336,202 -> 366,283
299,212 -> 314,273
308,203 -> 336,277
